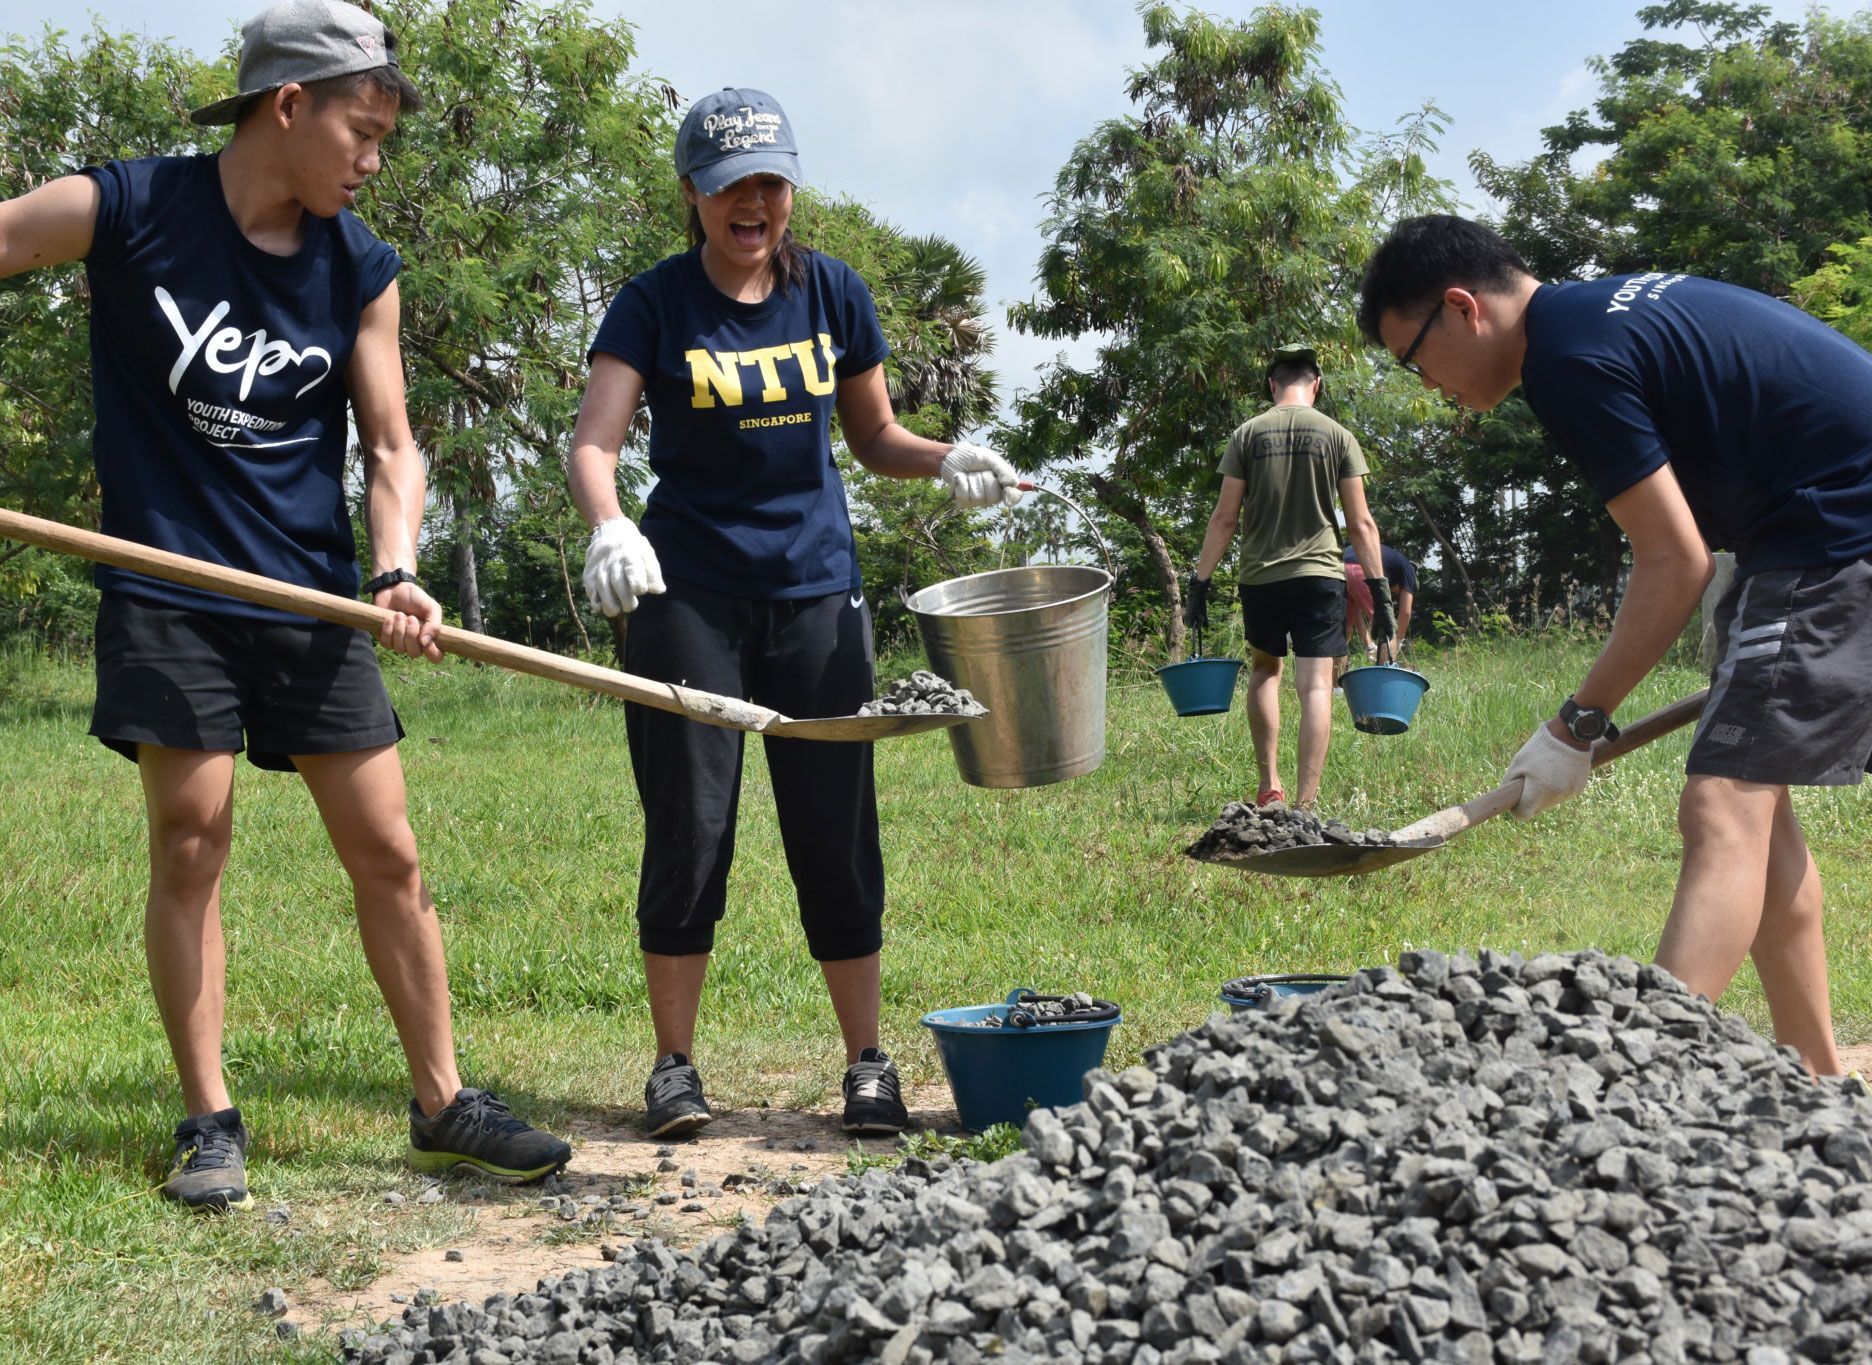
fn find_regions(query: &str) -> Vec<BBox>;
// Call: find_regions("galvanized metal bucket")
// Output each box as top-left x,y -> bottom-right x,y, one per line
906,563 -> 1112,788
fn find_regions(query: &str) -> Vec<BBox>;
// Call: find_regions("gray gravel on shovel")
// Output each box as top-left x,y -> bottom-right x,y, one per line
1186,800 -> 1398,860
341,949 -> 1872,1364
856,669 -> 986,718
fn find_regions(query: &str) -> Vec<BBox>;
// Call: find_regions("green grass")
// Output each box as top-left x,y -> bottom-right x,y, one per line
1,632 -> 1867,1359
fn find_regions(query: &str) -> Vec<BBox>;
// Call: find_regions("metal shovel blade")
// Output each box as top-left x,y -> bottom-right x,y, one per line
1192,689 -> 1709,879
762,711 -> 980,741
1194,835 -> 1446,878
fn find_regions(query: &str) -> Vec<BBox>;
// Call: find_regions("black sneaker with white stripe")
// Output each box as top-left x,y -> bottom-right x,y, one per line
643,1052 -> 712,1137
841,1047 -> 908,1135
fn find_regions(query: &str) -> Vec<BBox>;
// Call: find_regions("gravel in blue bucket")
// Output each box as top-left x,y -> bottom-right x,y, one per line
1341,662 -> 1430,735
921,988 -> 1121,1132
1219,972 -> 1350,1013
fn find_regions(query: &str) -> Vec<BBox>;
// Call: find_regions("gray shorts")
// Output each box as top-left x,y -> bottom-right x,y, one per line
1687,557 -> 1872,785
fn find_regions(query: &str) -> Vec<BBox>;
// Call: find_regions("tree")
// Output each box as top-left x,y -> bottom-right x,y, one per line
1792,235 -> 1872,349
1473,2 -> 1872,297
1004,2 -> 1451,657
362,0 -> 685,636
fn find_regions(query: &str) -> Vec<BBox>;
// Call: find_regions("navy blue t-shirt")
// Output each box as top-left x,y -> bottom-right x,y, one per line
1342,543 -> 1417,594
588,247 -> 889,599
82,155 -> 400,621
1520,273 -> 1872,575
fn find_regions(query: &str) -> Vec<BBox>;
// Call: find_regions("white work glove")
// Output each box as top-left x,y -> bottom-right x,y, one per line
938,441 -> 1025,508
1504,722 -> 1592,820
582,515 -> 666,617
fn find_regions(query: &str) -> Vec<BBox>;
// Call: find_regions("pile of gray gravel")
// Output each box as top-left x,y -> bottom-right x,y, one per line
856,670 -> 986,718
342,949 -> 1872,1364
1186,800 -> 1398,860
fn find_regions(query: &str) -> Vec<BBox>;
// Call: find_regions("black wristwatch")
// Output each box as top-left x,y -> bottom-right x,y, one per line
1558,696 -> 1620,744
362,567 -> 420,596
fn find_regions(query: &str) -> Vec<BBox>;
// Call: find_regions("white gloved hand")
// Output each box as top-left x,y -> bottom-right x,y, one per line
1504,721 -> 1592,820
939,441 -> 1025,508
582,516 -> 666,617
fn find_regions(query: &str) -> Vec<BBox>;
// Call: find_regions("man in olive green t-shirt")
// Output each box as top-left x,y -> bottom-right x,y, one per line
1186,345 -> 1394,807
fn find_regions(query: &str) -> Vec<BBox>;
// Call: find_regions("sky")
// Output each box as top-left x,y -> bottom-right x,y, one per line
4,0 -> 1826,420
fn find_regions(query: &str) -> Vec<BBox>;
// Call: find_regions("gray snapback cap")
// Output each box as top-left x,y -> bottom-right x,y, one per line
674,88 -> 804,196
189,0 -> 397,126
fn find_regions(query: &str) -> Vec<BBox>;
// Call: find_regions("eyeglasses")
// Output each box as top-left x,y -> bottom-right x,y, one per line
1396,300 -> 1443,376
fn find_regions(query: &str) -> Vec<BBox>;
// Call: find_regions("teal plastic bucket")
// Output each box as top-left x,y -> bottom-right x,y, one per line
1341,663 -> 1430,735
922,988 -> 1122,1132
1155,657 -> 1244,716
1220,973 -> 1349,1013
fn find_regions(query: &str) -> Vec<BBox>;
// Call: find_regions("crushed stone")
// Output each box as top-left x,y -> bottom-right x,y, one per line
342,949 -> 1872,1364
857,669 -> 986,718
1187,800 -> 1398,860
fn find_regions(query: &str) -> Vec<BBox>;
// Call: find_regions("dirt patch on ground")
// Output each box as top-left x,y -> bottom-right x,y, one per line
1842,1042 -> 1872,1075
287,1086 -> 959,1336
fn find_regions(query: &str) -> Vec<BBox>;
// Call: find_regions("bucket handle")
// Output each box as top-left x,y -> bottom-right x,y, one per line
902,483 -> 1117,605
1004,985 -> 1041,1028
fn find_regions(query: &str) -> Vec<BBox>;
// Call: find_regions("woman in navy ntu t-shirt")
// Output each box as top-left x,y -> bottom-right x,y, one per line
567,87 -> 1029,1140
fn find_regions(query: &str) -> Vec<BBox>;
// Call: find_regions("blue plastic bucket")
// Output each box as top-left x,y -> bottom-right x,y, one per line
1155,657 -> 1244,716
921,988 -> 1122,1132
1220,973 -> 1349,1013
1340,663 -> 1430,735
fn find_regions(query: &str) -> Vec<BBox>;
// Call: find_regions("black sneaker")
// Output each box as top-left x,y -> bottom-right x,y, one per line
162,1107 -> 254,1213
842,1048 -> 908,1135
643,1053 -> 712,1137
408,1088 -> 571,1184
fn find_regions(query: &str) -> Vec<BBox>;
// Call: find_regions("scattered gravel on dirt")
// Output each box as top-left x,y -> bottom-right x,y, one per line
857,669 -> 986,717
341,949 -> 1872,1364
1186,800 -> 1397,860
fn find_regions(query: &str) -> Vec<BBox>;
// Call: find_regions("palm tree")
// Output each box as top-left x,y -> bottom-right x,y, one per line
886,234 -> 1000,439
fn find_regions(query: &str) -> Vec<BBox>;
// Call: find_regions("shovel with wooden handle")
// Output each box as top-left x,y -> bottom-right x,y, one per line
0,507 -> 975,742
1192,689 -> 1709,878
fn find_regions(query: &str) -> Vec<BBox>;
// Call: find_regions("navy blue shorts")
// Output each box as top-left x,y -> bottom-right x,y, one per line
1688,558 -> 1872,785
1238,576 -> 1348,659
90,594 -> 404,771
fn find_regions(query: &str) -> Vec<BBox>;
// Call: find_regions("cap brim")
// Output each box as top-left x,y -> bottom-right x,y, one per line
188,90 -> 266,126
689,152 -> 804,197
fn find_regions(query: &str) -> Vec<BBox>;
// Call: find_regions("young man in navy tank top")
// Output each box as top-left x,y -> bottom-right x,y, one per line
0,0 -> 567,1208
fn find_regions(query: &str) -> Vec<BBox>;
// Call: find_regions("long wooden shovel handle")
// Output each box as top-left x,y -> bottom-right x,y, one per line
0,507 -> 782,733
1391,689 -> 1709,844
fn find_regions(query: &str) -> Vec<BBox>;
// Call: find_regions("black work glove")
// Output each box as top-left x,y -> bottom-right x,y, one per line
1367,575 -> 1398,647
1183,573 -> 1211,630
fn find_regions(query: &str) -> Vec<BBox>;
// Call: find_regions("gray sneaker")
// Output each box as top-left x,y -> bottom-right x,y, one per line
162,1108 -> 253,1213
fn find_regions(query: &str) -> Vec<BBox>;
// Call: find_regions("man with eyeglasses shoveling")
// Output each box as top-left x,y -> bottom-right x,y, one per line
1358,213 -> 1872,1082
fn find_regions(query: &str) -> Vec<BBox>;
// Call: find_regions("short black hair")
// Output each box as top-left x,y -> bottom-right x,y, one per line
1357,215 -> 1533,344
1268,358 -> 1320,390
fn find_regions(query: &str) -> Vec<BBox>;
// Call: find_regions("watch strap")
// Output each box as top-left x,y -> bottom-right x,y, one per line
363,567 -> 420,596
1559,696 -> 1619,743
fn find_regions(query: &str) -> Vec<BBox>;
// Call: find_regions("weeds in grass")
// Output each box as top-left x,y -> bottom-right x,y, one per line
846,1123 -> 1025,1175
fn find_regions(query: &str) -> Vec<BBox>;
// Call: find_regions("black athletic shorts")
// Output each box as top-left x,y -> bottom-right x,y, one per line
1687,557 -> 1872,785
622,576 -> 884,961
90,594 -> 404,771
1238,575 -> 1348,659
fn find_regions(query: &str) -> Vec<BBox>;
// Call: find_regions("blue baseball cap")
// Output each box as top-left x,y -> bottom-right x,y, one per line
675,88 -> 804,196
